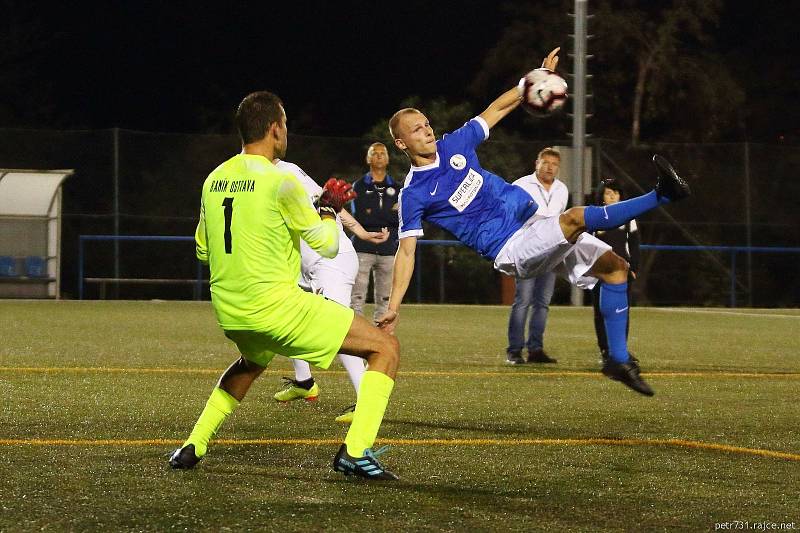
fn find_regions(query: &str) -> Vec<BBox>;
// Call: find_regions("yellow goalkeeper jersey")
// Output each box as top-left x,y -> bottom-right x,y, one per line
195,153 -> 339,330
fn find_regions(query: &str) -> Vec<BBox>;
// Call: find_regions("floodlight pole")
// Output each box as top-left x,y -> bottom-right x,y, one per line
570,0 -> 589,306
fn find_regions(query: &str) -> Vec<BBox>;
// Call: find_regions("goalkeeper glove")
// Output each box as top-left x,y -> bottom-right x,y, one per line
319,178 -> 357,217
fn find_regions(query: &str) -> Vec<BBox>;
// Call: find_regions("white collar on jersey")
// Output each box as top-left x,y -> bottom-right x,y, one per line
410,152 -> 441,172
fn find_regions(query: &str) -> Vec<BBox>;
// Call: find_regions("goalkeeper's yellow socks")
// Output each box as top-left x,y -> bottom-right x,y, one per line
183,386 -> 240,457
344,370 -> 395,457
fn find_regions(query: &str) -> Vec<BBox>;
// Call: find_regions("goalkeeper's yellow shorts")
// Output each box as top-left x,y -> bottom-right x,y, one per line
223,289 -> 354,369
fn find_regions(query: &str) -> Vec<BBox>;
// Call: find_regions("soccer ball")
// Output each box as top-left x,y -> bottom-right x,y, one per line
518,68 -> 568,117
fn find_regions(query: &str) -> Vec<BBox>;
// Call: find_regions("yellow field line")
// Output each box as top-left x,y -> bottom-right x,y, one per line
0,437 -> 797,462
1,366 -> 799,378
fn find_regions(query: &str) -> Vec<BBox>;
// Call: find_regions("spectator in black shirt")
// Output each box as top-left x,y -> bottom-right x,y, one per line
350,143 -> 400,322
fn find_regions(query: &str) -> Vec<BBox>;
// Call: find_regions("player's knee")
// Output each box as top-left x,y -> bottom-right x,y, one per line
559,208 -> 586,241
560,208 -> 584,229
593,251 -> 628,284
372,332 -> 399,368
612,254 -> 629,275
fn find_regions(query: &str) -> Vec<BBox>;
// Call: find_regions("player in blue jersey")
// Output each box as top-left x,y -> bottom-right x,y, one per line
377,48 -> 691,396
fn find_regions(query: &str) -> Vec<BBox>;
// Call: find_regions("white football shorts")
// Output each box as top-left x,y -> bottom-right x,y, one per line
300,249 -> 358,306
494,214 -> 612,289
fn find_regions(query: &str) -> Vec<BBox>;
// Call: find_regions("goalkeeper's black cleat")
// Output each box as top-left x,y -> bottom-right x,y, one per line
168,444 -> 202,469
602,359 -> 654,397
333,444 -> 399,480
653,154 -> 691,202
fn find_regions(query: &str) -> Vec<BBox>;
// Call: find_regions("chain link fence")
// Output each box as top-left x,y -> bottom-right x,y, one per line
1,128 -> 797,306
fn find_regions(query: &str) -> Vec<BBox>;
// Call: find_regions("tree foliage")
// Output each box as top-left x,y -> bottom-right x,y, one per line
469,0 -> 744,144
594,0 -> 743,144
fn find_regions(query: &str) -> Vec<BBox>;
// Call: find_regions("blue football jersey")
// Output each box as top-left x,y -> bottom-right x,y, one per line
398,117 -> 539,259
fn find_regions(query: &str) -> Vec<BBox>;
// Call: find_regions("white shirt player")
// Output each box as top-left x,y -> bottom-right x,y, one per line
512,172 -> 569,217
273,160 -> 366,393
274,160 -> 357,300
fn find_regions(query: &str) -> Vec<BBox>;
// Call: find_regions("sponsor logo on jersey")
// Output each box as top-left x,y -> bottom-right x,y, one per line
449,154 -> 467,170
448,169 -> 483,212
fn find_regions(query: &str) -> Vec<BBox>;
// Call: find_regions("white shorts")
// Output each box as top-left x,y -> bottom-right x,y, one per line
300,250 -> 358,306
494,215 -> 611,289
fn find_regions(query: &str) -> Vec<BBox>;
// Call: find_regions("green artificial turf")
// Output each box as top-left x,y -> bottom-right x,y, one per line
1,301 -> 798,531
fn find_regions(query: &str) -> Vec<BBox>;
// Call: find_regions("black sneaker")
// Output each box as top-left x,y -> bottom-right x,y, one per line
333,444 -> 399,480
601,360 -> 655,396
653,154 -> 691,202
527,348 -> 557,364
168,444 -> 202,469
506,351 -> 525,365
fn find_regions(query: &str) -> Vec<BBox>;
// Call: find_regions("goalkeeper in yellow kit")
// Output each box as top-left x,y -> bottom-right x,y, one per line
169,91 -> 400,480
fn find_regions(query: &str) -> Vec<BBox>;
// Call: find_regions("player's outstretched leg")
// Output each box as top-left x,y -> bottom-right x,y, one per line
580,154 -> 690,234
169,356 -> 265,469
273,359 -> 320,402
589,252 -> 654,397
330,314 -> 399,480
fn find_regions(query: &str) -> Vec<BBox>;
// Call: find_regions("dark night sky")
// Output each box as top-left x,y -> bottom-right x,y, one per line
6,1 -> 800,141
21,2 -> 506,135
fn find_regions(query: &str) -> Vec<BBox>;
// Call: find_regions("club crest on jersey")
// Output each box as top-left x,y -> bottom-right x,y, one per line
386,187 -> 396,196
449,154 -> 467,170
448,169 -> 483,212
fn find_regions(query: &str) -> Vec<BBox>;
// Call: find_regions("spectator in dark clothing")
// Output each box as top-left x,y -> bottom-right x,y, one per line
350,142 -> 400,322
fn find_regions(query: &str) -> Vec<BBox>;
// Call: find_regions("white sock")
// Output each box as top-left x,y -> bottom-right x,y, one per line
338,353 -> 366,394
292,359 -> 313,382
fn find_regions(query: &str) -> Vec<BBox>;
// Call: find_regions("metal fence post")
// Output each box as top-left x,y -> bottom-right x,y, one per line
78,236 -> 84,300
416,243 -> 422,303
195,260 -> 203,301
730,251 -> 737,308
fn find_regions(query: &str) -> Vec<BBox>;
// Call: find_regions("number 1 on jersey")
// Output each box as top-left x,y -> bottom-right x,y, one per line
222,197 -> 234,253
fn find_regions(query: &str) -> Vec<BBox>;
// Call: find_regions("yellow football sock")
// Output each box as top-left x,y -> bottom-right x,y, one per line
184,386 -> 239,457
344,370 -> 395,457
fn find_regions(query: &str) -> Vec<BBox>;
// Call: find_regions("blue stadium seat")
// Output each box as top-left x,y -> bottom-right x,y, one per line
0,256 -> 16,277
25,256 -> 46,278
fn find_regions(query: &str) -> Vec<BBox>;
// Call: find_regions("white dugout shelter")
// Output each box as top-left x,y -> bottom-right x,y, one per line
0,169 -> 72,298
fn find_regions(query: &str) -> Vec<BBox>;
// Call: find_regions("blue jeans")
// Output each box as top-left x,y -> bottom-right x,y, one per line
506,272 -> 556,353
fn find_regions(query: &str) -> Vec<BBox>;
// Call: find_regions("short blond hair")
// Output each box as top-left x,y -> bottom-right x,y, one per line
389,108 -> 422,140
367,142 -> 387,153
537,147 -> 561,162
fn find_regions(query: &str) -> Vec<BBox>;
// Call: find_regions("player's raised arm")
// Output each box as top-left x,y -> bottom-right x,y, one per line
376,236 -> 417,333
479,47 -> 561,129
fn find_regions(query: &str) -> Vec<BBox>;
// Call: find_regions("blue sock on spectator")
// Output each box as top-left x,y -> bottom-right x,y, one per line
599,282 -> 630,364
584,190 -> 662,232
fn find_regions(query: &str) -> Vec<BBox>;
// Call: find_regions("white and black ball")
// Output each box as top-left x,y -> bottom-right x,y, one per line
518,68 -> 568,117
